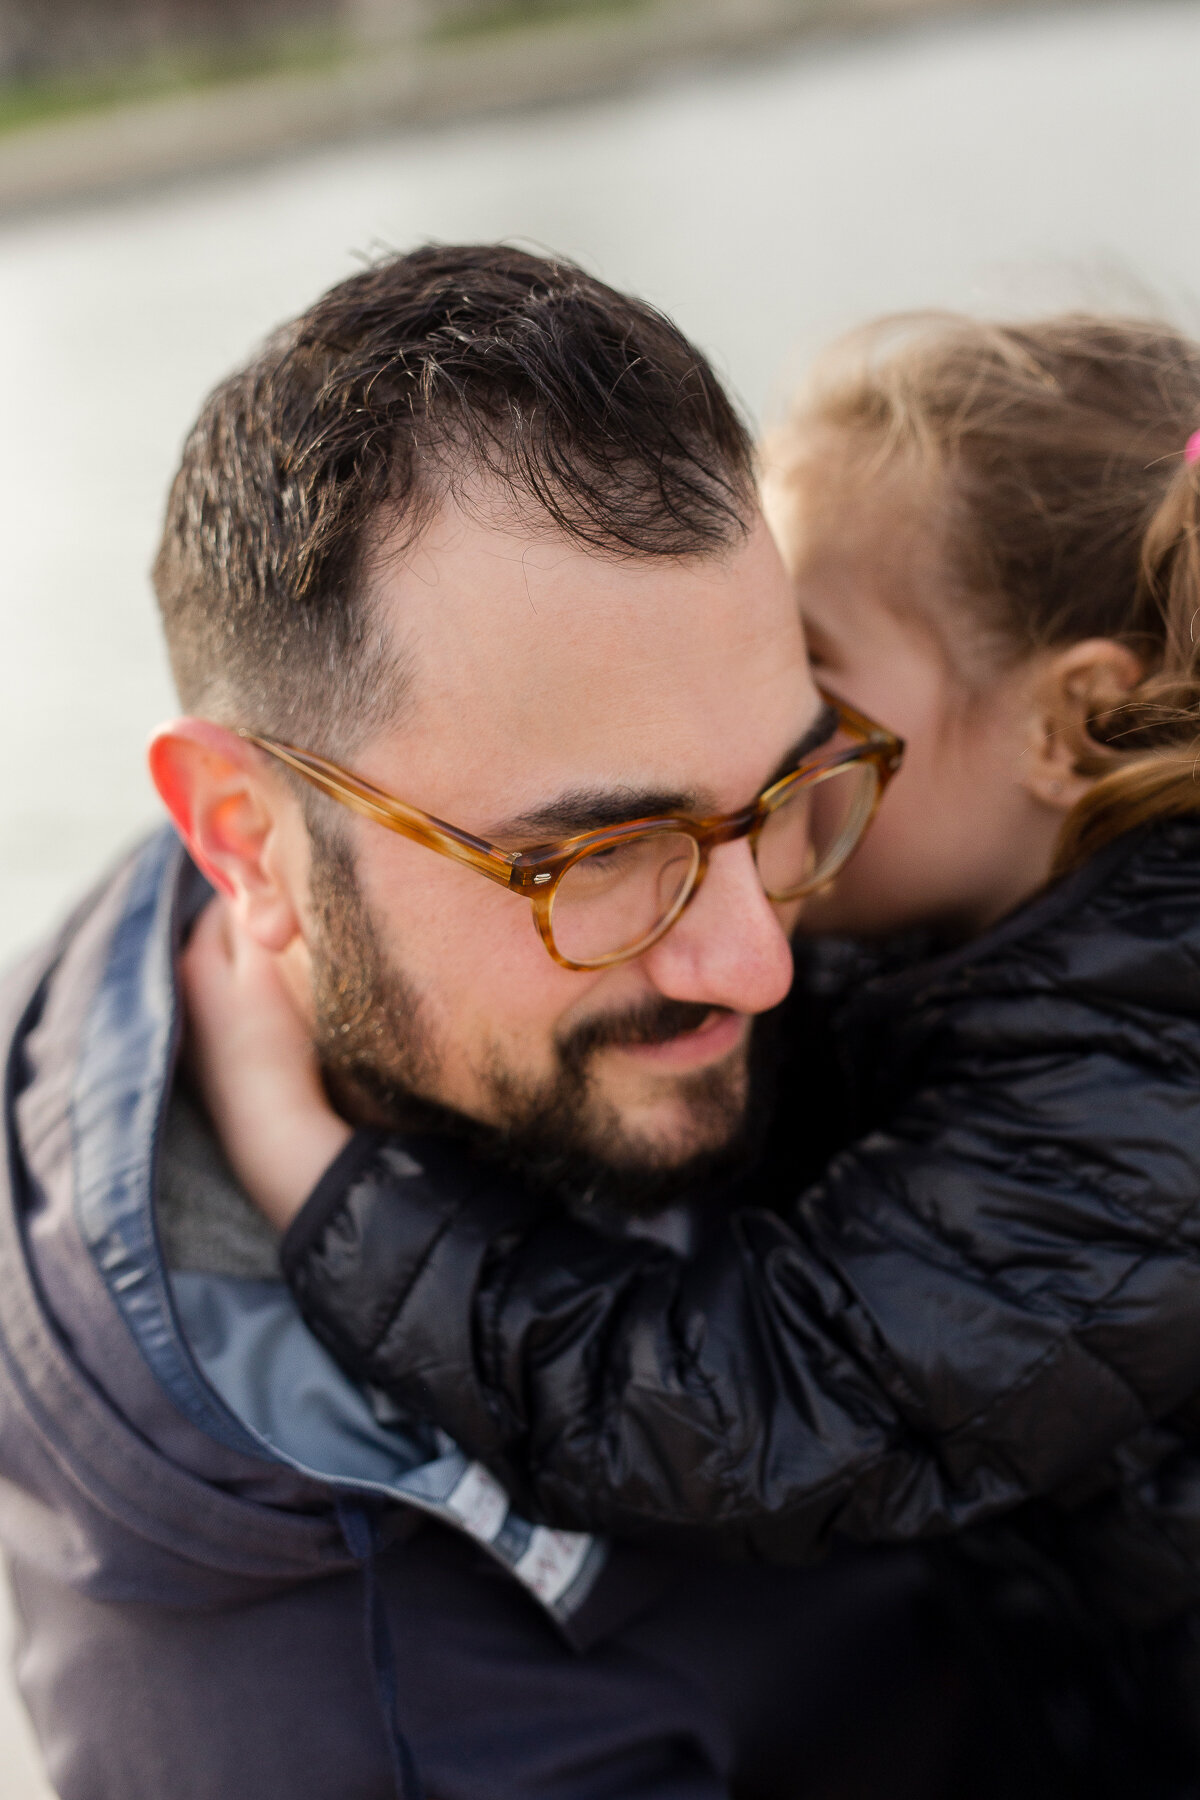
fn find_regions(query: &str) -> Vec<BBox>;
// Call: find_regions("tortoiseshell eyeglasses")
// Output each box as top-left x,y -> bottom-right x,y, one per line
239,692 -> 903,971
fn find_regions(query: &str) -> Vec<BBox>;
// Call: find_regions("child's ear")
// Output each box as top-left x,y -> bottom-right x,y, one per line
1022,639 -> 1144,811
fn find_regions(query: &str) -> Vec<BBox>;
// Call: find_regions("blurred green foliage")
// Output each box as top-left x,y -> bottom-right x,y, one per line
0,22 -> 349,134
429,0 -> 645,42
0,0 -> 660,135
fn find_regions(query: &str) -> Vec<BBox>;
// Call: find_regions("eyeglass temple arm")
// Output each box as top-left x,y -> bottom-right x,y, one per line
239,734 -> 520,890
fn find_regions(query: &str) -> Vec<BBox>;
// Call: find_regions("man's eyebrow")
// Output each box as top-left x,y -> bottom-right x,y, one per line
494,702 -> 839,844
763,700 -> 839,787
496,787 -> 698,842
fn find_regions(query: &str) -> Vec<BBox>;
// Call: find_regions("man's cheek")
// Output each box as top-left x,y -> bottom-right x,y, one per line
430,1003 -> 564,1120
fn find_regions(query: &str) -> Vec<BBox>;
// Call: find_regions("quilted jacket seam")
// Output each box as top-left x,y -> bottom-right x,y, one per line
360,1187 -> 480,1363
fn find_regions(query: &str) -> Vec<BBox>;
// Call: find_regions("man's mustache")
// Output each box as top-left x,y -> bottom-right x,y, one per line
561,999 -> 730,1061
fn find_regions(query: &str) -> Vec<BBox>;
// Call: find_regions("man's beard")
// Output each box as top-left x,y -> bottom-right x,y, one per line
308,827 -> 784,1219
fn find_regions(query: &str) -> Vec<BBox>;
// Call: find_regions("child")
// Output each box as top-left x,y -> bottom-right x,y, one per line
185,313 -> 1200,1790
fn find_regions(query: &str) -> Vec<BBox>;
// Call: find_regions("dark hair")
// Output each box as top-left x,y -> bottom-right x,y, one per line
771,311 -> 1200,868
153,244 -> 755,753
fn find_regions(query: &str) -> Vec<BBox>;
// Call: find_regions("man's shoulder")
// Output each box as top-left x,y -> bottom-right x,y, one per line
2,827 -> 185,1033
2,828 -> 185,1148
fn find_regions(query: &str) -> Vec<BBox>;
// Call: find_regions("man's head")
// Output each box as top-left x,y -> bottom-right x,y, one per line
150,246 -> 820,1209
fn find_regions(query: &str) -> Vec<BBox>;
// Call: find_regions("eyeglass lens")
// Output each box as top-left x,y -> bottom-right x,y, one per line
549,830 -> 702,966
547,760 -> 878,966
755,761 -> 879,902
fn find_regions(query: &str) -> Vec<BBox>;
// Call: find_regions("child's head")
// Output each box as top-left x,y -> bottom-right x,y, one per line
763,312 -> 1200,939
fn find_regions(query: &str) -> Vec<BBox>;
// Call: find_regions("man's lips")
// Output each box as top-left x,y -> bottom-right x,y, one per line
604,1009 -> 748,1072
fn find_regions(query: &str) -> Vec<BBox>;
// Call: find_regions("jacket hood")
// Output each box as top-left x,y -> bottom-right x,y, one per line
0,832 -> 360,1605
0,829 -> 609,1630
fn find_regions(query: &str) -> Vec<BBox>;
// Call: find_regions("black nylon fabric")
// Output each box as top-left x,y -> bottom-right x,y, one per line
283,818 -> 1200,1788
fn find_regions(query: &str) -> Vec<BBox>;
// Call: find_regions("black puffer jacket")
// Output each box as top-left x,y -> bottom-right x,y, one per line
282,820 -> 1200,1778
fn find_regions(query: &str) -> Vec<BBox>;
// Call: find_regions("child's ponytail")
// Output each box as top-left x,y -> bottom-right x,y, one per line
1055,446 -> 1200,870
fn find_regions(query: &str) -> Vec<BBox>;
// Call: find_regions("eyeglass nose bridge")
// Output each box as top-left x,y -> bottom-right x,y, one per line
667,804 -> 766,916
670,803 -> 780,927
698,804 -> 764,854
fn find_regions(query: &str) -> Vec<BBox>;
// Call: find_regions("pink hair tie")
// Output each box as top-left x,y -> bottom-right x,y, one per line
1187,429 -> 1200,466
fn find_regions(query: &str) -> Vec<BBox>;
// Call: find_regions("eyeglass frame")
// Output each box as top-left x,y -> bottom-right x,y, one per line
237,689 -> 904,971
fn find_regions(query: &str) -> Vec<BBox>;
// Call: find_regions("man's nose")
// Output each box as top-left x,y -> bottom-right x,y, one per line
640,837 -> 795,1014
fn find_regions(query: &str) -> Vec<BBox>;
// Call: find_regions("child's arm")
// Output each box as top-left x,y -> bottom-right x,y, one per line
185,901 -> 1200,1558
280,1060 -> 1177,1556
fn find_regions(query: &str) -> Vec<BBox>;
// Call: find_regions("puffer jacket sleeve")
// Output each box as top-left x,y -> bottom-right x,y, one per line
281,982 -> 1200,1556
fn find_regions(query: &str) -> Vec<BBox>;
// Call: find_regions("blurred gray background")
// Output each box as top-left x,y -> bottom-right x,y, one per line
2,1 -> 1200,1791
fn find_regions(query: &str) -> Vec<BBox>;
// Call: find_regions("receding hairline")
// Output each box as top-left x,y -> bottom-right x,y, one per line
350,471 -> 760,746
153,243 -> 759,758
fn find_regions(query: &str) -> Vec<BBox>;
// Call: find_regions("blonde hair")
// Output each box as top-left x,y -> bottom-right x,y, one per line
772,312 -> 1200,873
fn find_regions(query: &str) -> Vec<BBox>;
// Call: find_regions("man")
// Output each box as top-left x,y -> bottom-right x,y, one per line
0,246 -> 955,1799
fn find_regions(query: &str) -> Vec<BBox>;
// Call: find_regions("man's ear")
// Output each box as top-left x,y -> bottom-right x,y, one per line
147,720 -> 306,953
1023,639 -> 1145,812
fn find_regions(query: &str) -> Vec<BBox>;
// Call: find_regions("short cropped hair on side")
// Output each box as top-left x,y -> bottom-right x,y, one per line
153,244 -> 757,755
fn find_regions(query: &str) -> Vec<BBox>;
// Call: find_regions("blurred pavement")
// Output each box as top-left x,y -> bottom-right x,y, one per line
0,1574 -> 53,1799
2,2 -> 1200,1789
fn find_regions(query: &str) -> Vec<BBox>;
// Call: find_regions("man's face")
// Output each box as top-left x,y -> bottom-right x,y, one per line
300,492 -> 820,1205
